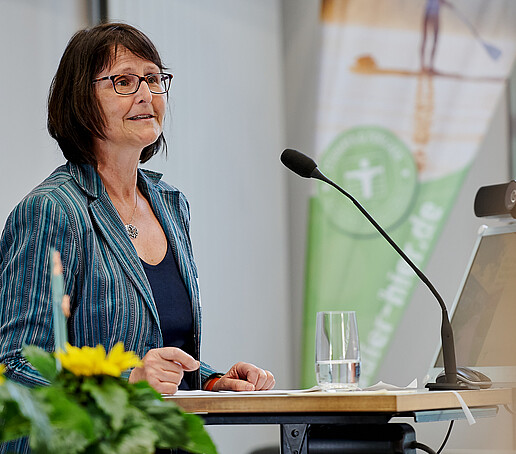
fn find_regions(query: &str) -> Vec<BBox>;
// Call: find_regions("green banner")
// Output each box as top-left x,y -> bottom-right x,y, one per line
302,126 -> 470,386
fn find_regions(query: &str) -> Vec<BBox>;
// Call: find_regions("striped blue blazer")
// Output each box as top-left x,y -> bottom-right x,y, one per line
0,162 -> 218,389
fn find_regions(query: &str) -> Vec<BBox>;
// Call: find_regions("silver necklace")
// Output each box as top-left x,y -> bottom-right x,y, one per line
124,194 -> 139,239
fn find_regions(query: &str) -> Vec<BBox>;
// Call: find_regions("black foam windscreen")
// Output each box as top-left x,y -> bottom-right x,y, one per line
280,149 -> 318,178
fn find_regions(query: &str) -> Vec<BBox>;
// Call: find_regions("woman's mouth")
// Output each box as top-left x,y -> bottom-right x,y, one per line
128,114 -> 154,120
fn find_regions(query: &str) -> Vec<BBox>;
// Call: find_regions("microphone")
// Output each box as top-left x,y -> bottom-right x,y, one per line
281,148 -> 473,390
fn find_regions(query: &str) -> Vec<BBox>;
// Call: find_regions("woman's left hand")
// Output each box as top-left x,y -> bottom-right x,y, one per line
210,362 -> 275,391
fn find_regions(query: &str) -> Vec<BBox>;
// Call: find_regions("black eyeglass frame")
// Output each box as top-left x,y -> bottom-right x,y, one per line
92,73 -> 173,95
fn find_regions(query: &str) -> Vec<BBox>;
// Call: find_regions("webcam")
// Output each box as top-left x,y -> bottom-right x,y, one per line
474,181 -> 516,218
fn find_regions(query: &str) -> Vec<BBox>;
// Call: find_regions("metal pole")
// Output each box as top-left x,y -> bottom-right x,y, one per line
88,0 -> 108,25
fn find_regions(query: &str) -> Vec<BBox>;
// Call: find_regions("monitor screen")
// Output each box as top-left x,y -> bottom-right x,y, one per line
429,224 -> 516,384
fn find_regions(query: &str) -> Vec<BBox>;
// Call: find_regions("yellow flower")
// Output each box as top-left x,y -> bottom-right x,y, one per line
0,364 -> 5,385
104,342 -> 143,374
55,343 -> 142,377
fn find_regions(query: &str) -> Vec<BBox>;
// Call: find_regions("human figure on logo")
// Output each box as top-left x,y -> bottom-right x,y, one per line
420,0 -> 501,73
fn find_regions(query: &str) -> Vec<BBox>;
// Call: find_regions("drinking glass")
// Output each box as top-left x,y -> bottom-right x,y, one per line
315,311 -> 360,390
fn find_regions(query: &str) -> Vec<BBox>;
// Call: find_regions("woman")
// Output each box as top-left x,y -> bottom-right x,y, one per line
0,22 -> 274,402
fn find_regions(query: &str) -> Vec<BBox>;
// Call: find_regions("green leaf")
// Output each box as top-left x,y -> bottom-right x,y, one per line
0,400 -> 31,441
127,380 -> 162,401
143,401 -> 189,448
81,377 -> 128,431
19,385 -> 94,453
126,383 -> 187,447
127,382 -> 164,409
22,345 -> 58,382
5,381 -> 53,443
126,381 -> 217,452
95,407 -> 157,454
47,428 -> 90,454
180,413 -> 218,454
35,386 -> 95,441
0,384 -> 12,400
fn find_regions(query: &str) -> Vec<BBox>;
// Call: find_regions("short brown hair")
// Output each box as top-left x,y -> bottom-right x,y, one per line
47,22 -> 167,166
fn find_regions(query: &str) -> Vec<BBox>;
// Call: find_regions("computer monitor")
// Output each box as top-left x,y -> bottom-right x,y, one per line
427,223 -> 516,386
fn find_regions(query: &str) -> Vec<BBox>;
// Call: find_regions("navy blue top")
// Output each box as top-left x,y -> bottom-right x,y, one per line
141,243 -> 195,389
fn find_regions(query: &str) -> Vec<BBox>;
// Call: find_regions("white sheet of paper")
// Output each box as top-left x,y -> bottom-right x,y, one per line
163,380 -> 419,398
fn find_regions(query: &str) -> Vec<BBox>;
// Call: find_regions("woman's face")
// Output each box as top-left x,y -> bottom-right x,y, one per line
93,46 -> 166,155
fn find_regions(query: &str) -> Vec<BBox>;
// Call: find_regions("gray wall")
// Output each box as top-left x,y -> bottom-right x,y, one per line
0,0 -> 87,221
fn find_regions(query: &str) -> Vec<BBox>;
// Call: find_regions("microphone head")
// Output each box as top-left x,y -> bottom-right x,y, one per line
280,149 -> 318,178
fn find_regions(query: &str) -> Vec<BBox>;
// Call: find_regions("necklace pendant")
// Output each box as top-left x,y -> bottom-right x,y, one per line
125,223 -> 139,239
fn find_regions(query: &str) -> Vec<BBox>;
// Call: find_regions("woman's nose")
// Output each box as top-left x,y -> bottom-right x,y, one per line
135,80 -> 153,102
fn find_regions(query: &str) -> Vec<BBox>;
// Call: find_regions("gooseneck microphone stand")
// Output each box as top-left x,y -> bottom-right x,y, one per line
281,148 -> 467,390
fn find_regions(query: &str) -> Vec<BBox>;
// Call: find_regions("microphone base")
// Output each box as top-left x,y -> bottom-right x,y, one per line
425,381 -> 479,391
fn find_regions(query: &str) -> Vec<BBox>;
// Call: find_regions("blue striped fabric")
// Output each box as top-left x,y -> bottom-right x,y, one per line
0,162 -> 218,391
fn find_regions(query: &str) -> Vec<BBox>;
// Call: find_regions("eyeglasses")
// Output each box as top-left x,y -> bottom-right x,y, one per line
92,73 -> 173,95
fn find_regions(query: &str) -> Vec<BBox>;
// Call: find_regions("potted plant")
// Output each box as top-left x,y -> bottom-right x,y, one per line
0,343 -> 217,454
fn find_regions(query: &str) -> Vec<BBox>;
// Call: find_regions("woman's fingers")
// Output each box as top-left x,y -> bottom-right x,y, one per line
212,362 -> 275,392
129,347 -> 199,394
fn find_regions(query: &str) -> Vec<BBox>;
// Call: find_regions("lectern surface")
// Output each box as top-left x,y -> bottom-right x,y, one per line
167,388 -> 512,414
167,389 -> 513,454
